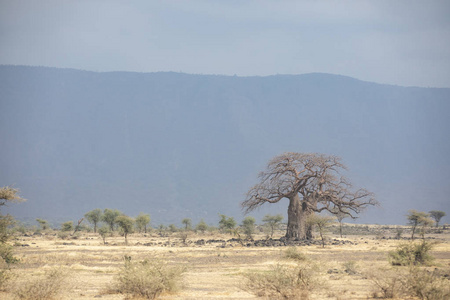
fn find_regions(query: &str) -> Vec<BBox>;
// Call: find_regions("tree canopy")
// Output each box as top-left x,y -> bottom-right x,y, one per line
85,209 -> 103,233
135,213 -> 151,233
0,186 -> 25,208
429,210 -> 446,228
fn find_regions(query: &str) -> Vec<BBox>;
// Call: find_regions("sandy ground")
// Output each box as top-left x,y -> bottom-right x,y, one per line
2,227 -> 449,299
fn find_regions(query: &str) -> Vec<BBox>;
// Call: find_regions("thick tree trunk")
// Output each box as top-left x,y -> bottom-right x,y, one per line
286,194 -> 312,240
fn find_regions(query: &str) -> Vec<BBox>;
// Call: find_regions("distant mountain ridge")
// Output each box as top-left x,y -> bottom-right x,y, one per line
1,66 -> 449,226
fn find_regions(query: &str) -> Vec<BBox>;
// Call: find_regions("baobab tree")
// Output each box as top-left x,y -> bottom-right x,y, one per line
242,152 -> 376,240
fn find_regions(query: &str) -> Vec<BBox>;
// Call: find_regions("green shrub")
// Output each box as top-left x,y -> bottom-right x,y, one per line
98,226 -> 110,245
13,268 -> 67,300
243,262 -> 319,299
0,243 -> 18,289
60,221 -> 73,232
389,241 -> 435,266
57,231 -> 70,240
195,219 -> 208,233
112,259 -> 186,299
0,243 -> 19,264
241,216 -> 256,240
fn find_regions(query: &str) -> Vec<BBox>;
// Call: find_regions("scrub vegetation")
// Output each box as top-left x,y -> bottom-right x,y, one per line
1,185 -> 448,299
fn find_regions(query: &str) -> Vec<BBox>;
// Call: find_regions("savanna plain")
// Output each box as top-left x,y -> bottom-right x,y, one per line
2,225 -> 449,300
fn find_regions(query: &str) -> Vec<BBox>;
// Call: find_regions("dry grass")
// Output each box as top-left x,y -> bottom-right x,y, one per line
0,225 -> 447,299
283,246 -> 308,261
12,268 -> 67,300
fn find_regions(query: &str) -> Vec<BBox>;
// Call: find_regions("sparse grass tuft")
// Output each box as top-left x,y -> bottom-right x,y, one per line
13,268 -> 67,300
111,258 -> 186,299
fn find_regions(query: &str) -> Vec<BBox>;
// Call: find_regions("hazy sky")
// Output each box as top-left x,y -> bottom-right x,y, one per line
1,0 -> 450,87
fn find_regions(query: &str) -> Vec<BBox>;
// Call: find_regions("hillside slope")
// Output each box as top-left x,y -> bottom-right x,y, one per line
1,66 -> 449,226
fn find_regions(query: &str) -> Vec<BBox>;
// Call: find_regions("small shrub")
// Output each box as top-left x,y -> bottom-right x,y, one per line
60,221 -> 73,232
243,262 -> 320,299
168,224 -> 178,233
284,247 -> 307,261
0,243 -> 19,264
13,268 -> 67,300
342,261 -> 358,275
178,231 -> 189,245
406,267 -> 450,300
112,259 -> 186,299
195,219 -> 208,233
395,227 -> 404,239
389,241 -> 435,266
57,231 -> 70,240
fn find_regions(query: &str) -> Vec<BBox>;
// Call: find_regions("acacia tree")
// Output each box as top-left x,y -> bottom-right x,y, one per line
407,210 -> 434,240
242,152 -> 376,240
195,219 -> 208,233
102,208 -> 121,231
218,214 -> 236,233
241,216 -> 256,240
36,218 -> 49,231
429,210 -> 446,228
307,214 -> 335,248
331,207 -> 349,238
115,215 -> 134,244
135,213 -> 150,233
262,214 -> 283,238
0,186 -> 26,264
85,209 -> 103,233
181,218 -> 192,230
0,186 -> 26,208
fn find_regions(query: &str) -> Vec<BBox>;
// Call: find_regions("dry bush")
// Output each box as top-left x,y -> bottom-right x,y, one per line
283,247 -> 307,261
57,231 -> 70,240
13,268 -> 67,300
367,266 -> 450,300
243,262 -> 320,299
406,267 -> 450,300
366,267 -> 407,299
389,241 -> 435,266
111,258 -> 186,299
